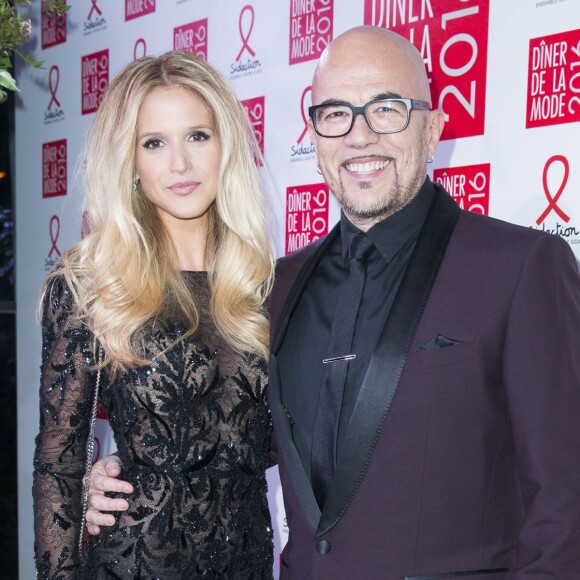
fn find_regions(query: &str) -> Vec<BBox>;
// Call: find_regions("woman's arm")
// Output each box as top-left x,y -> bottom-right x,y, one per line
33,276 -> 97,579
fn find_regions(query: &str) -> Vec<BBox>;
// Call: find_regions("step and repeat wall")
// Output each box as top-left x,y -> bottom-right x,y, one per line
15,0 -> 579,577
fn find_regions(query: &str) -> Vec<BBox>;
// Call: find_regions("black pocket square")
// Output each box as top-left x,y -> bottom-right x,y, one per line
417,334 -> 463,352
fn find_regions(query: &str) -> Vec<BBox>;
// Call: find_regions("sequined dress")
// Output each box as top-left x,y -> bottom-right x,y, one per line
33,272 -> 274,579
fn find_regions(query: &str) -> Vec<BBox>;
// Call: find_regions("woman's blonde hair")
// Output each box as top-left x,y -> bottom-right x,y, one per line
42,50 -> 275,370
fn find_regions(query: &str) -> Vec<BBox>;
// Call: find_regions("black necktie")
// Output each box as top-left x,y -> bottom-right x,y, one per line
311,233 -> 374,508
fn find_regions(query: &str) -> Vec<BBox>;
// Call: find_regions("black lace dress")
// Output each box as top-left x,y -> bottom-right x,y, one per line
33,272 -> 274,579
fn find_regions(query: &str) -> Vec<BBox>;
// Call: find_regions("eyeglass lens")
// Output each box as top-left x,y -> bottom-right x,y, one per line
314,99 -> 409,136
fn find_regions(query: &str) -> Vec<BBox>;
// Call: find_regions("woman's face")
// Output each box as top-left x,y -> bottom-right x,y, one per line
135,85 -> 221,234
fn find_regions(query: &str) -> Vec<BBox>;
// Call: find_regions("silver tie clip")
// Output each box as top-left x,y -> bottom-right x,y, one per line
322,354 -> 356,364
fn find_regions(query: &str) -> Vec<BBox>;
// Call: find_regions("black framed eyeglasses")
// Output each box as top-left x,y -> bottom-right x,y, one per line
308,98 -> 432,138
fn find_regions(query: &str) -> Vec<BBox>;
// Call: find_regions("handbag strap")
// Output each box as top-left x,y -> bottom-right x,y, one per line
78,345 -> 103,556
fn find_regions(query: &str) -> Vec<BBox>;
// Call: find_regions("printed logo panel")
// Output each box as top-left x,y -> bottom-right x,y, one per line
526,29 -> 580,129
174,19 -> 208,60
41,0 -> 67,49
364,0 -> 490,140
289,0 -> 334,65
125,0 -> 156,21
433,163 -> 490,215
242,96 -> 265,165
286,183 -> 329,254
81,49 -> 109,115
42,139 -> 67,198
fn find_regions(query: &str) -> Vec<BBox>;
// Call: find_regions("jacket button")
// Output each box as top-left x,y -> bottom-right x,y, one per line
316,539 -> 331,554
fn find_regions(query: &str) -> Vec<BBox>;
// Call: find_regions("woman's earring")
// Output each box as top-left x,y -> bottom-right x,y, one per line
132,178 -> 139,191
427,156 -> 434,164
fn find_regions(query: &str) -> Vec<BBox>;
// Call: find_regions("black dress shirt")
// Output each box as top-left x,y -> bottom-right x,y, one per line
277,179 -> 435,482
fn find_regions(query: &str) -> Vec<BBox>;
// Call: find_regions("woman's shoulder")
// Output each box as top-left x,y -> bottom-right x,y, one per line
41,269 -> 78,322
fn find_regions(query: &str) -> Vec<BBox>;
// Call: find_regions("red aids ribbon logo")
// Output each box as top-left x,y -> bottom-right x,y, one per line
236,5 -> 256,61
88,0 -> 102,20
134,38 -> 147,60
48,215 -> 61,258
536,155 -> 571,225
297,86 -> 311,144
48,65 -> 61,110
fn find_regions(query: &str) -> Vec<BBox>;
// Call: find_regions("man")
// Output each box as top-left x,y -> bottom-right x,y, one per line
87,26 -> 580,579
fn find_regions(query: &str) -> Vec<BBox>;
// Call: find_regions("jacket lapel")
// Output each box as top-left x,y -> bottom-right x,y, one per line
268,356 -> 321,529
317,187 -> 461,536
269,224 -> 341,529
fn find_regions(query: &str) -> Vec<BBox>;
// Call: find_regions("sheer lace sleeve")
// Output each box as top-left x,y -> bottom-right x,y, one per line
33,276 -> 98,579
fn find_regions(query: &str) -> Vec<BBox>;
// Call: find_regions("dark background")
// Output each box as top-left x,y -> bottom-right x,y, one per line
1,84 -> 18,577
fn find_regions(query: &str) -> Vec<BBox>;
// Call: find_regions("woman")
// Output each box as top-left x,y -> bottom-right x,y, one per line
33,51 -> 275,579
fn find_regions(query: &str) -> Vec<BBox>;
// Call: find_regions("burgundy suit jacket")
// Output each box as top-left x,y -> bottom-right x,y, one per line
268,184 -> 580,580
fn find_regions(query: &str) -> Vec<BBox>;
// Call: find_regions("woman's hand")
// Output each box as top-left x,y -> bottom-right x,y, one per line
86,455 -> 134,535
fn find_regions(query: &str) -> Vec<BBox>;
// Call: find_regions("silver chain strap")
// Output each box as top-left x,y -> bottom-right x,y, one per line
78,345 -> 103,557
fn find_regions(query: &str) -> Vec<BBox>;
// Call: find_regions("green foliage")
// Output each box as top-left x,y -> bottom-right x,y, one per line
0,0 -> 69,103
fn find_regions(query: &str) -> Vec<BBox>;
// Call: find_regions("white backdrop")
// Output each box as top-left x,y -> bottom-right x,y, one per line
15,1 -> 580,578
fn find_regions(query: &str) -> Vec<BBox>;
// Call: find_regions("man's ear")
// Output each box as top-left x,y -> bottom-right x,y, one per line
307,118 -> 317,146
427,108 -> 445,159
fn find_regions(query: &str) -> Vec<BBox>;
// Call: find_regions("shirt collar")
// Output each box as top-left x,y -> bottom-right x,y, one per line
340,177 -> 436,267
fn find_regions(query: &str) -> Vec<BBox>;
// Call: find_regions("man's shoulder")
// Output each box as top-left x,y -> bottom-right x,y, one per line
456,207 -> 561,245
434,182 -> 553,247
452,207 -> 576,267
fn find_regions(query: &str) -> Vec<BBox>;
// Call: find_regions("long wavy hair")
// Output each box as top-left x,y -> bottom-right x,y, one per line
42,51 -> 275,370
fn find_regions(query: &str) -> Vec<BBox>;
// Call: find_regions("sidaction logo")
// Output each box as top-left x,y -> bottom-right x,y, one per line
45,215 -> 62,272
290,86 -> 316,163
84,0 -> 107,34
44,65 -> 65,124
533,155 -> 579,245
230,5 -> 262,79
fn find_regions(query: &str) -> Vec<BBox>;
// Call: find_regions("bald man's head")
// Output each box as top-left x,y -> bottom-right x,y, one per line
313,26 -> 431,104
307,26 -> 444,230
